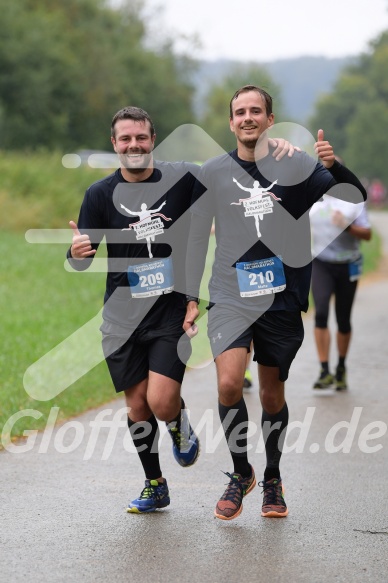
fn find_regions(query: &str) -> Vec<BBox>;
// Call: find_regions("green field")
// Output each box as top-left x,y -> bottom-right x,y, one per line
359,232 -> 382,274
0,152 -> 383,443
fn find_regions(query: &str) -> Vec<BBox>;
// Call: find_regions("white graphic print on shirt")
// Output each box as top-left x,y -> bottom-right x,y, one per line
120,200 -> 174,297
120,200 -> 172,258
230,177 -> 281,238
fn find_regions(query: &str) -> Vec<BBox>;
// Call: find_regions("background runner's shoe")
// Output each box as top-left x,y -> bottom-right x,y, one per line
243,369 -> 253,390
127,479 -> 170,513
214,465 -> 256,520
313,369 -> 335,389
335,366 -> 348,391
260,478 -> 288,517
167,409 -> 200,467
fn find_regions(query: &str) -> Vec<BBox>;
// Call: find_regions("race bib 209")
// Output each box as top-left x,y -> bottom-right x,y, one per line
127,257 -> 174,298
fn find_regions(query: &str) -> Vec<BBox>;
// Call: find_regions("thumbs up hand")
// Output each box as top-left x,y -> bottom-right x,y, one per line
69,221 -> 96,259
314,129 -> 335,168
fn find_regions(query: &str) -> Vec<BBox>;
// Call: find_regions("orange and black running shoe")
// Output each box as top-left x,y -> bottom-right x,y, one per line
259,477 -> 288,517
214,465 -> 256,520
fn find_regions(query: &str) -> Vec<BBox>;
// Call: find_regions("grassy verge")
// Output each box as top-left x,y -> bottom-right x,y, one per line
360,229 -> 382,273
0,231 -> 113,443
0,150 -> 107,230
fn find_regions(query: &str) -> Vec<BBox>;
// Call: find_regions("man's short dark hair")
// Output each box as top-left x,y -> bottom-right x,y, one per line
111,106 -> 155,138
229,85 -> 273,118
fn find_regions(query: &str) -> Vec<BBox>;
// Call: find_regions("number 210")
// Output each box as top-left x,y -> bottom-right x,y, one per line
249,271 -> 274,286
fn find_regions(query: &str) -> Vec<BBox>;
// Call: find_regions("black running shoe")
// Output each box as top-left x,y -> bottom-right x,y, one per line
243,369 -> 253,390
335,365 -> 348,391
313,369 -> 335,389
259,477 -> 288,517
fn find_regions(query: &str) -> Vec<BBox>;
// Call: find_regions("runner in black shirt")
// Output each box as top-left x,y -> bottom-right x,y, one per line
67,107 -> 200,514
183,86 -> 367,520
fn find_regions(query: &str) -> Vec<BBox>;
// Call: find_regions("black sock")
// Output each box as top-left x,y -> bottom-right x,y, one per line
127,415 -> 161,480
320,361 -> 329,374
167,398 -> 185,430
218,398 -> 251,477
262,403 -> 289,482
338,357 -> 346,369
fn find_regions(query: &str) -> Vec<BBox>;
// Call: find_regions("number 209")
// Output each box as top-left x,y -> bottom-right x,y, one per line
140,272 -> 165,287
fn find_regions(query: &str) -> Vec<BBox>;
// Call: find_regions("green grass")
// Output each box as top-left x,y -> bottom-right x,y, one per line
0,231 -> 115,443
0,151 -> 119,443
0,150 -> 108,230
361,229 -> 382,273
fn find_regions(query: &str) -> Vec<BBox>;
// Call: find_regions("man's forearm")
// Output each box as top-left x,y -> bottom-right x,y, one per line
66,247 -> 94,271
185,213 -> 212,298
327,160 -> 367,201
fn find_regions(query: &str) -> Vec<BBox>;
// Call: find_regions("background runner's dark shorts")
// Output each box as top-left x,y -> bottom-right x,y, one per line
207,304 -> 304,382
101,323 -> 190,392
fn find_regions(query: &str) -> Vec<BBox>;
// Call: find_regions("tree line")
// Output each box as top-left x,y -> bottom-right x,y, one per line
0,0 -> 387,187
0,0 -> 196,151
308,30 -> 388,187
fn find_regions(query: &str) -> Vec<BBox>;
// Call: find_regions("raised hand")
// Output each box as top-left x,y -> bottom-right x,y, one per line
69,220 -> 96,259
314,129 -> 335,168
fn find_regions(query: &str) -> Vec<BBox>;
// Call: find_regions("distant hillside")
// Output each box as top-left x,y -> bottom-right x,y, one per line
192,56 -> 355,123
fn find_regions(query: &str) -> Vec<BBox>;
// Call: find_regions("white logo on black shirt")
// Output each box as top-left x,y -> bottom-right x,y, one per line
231,178 -> 281,238
120,201 -> 172,258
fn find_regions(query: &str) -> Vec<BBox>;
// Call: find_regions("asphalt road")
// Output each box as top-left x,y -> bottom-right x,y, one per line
1,212 -> 387,583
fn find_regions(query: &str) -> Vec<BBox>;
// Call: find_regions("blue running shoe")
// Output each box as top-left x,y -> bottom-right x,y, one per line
167,408 -> 200,467
127,479 -> 170,513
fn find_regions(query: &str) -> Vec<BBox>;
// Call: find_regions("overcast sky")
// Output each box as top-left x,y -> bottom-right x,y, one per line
145,0 -> 388,62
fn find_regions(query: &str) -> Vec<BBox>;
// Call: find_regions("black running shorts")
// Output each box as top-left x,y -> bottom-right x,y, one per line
101,323 -> 190,392
207,304 -> 304,381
